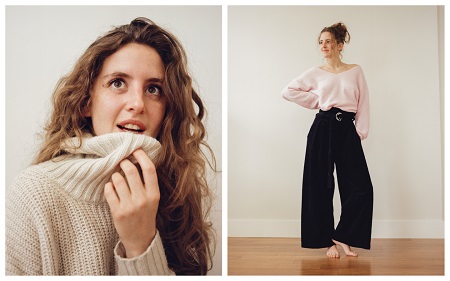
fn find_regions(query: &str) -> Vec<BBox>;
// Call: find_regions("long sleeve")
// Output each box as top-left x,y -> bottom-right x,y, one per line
114,231 -> 175,275
5,171 -> 63,275
354,69 -> 370,140
6,182 -> 43,275
281,72 -> 320,109
6,133 -> 177,276
282,66 -> 370,140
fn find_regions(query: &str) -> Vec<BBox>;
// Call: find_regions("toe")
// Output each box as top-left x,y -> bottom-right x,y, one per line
347,251 -> 358,257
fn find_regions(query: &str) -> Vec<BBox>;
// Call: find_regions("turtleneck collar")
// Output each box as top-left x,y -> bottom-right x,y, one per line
39,132 -> 161,203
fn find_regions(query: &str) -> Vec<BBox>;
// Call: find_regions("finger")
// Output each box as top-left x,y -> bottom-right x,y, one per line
132,149 -> 160,193
119,159 -> 145,195
104,182 -> 120,208
111,172 -> 132,201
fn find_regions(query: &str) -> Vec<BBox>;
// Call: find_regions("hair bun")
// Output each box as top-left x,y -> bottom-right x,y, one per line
131,17 -> 155,27
332,22 -> 347,33
318,21 -> 351,44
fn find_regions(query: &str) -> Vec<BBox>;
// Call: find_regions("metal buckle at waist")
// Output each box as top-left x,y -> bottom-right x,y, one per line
316,108 -> 356,189
318,108 -> 355,121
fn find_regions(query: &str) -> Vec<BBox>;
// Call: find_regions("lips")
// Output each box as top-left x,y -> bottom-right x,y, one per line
117,120 -> 146,133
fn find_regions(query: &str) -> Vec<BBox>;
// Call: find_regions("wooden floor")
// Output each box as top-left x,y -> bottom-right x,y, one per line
228,237 -> 444,275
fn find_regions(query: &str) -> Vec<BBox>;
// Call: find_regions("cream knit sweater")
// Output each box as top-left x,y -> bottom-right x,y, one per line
6,132 -> 176,275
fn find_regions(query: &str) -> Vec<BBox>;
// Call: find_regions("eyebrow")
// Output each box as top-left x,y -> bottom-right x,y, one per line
101,72 -> 164,83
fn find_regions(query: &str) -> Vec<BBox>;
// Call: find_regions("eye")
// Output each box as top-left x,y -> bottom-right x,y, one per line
110,78 -> 125,89
146,84 -> 163,96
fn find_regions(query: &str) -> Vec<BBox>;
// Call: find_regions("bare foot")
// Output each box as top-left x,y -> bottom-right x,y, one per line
332,239 -> 358,257
326,245 -> 340,258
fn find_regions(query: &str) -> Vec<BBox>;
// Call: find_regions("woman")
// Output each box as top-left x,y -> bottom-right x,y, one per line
281,22 -> 373,258
6,17 -> 215,275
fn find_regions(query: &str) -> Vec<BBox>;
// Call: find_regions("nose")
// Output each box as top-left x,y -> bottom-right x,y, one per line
126,87 -> 145,113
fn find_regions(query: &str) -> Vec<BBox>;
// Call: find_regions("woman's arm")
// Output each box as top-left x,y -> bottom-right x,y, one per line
6,175 -> 44,275
114,230 -> 175,275
281,72 -> 319,109
354,68 -> 370,140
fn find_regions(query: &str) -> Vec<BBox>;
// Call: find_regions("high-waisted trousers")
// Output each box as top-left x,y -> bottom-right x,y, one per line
301,107 -> 373,250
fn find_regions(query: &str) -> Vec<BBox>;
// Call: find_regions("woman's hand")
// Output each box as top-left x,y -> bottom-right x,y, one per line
104,149 -> 160,258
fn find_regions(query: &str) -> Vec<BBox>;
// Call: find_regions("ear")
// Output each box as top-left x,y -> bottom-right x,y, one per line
82,99 -> 91,117
82,108 -> 91,117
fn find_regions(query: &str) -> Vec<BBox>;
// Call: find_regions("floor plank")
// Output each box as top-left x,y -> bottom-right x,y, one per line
228,237 -> 444,275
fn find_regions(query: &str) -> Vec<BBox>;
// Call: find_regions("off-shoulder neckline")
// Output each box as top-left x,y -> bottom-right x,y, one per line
317,64 -> 360,75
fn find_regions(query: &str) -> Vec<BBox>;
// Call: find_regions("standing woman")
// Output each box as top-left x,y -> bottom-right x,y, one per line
6,17 -> 215,275
281,22 -> 373,258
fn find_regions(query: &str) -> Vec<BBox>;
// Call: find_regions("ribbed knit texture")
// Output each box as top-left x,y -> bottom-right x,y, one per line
6,132 -> 175,275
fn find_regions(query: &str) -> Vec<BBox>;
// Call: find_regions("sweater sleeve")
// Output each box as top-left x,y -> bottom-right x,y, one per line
354,68 -> 370,140
6,175 -> 44,275
114,230 -> 175,275
281,70 -> 320,109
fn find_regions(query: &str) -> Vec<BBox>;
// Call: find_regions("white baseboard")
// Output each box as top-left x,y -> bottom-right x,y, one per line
228,219 -> 444,238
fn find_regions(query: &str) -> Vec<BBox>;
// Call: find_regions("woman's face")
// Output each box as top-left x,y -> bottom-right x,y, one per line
319,32 -> 342,59
85,43 -> 166,138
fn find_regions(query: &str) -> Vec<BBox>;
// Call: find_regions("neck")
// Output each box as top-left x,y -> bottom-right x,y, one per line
324,57 -> 344,69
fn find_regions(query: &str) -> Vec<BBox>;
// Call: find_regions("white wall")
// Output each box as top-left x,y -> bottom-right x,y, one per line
5,6 -> 222,275
228,6 -> 444,238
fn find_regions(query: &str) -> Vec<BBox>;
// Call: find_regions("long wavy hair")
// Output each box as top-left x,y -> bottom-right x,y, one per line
34,17 -> 216,275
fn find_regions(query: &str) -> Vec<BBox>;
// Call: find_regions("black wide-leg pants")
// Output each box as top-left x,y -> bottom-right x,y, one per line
301,107 -> 373,250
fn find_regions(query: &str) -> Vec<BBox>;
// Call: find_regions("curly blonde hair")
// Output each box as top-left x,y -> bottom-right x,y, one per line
34,17 -> 216,275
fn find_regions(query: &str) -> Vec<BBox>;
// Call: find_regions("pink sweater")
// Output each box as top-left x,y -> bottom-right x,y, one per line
281,65 -> 370,140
